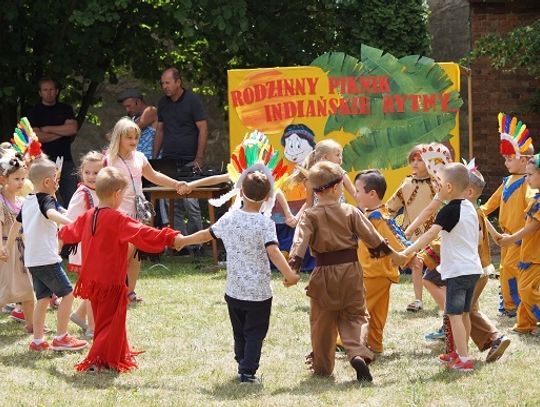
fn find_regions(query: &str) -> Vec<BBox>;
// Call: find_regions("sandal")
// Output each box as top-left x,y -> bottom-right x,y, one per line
406,299 -> 423,312
128,291 -> 143,303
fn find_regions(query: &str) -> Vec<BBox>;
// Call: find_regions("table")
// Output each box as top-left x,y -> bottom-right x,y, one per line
142,185 -> 231,264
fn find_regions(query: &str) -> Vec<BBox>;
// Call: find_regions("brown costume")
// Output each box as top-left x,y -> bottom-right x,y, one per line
290,202 -> 386,376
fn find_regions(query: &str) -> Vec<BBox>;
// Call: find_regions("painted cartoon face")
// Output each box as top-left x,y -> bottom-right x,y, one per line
284,134 -> 313,164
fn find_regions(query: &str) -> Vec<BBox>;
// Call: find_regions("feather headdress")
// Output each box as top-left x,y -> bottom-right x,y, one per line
462,157 -> 477,172
209,130 -> 290,216
11,117 -> 43,161
420,143 -> 452,178
498,113 -> 532,158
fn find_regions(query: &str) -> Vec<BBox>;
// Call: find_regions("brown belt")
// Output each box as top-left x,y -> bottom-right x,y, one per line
316,248 -> 358,266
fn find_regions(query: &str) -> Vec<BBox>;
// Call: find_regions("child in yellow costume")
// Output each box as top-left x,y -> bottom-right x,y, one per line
354,170 -> 417,354
498,154 -> 540,335
481,113 -> 536,317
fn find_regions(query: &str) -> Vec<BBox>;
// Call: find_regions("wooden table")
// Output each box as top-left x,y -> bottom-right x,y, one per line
142,185 -> 230,264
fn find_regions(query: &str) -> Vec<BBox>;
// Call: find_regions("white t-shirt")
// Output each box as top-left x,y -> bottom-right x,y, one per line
107,151 -> 147,217
210,208 -> 278,301
434,199 -> 483,280
17,193 -> 62,268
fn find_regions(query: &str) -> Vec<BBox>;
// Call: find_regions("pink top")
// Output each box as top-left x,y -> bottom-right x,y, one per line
67,184 -> 99,267
106,151 -> 148,217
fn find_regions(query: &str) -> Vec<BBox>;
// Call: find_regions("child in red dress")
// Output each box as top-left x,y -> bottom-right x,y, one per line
59,167 -> 183,372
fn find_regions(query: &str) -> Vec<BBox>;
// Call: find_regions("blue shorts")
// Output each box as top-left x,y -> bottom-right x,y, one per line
445,274 -> 480,315
29,263 -> 73,300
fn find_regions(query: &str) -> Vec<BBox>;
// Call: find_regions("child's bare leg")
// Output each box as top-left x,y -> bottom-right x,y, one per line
73,300 -> 87,319
33,298 -> 49,340
22,300 -> 35,331
411,257 -> 423,302
56,292 -> 74,336
85,300 -> 94,331
462,312 -> 471,354
448,314 -> 468,357
423,280 -> 446,311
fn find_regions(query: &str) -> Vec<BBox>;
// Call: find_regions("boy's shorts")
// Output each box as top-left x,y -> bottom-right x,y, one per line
29,263 -> 73,300
445,274 -> 481,315
423,268 -> 446,287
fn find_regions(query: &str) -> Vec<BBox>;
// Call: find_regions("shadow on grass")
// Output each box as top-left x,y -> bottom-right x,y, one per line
270,374 -> 373,397
0,318 -> 29,346
0,348 -> 65,370
46,365 -> 120,389
201,376 -> 264,400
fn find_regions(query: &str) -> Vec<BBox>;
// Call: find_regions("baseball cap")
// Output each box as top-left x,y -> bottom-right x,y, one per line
117,88 -> 142,102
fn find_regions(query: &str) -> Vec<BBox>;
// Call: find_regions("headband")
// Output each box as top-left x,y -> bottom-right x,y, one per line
498,112 -> 532,158
312,175 -> 343,193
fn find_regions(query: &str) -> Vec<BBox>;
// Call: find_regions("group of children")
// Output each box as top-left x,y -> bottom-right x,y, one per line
0,112 -> 539,384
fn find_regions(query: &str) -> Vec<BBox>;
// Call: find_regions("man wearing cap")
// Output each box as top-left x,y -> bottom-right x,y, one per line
156,68 -> 207,242
117,88 -> 158,159
28,77 -> 78,206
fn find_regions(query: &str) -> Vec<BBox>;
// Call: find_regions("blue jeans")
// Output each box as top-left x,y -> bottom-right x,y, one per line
29,263 -> 72,300
445,274 -> 480,315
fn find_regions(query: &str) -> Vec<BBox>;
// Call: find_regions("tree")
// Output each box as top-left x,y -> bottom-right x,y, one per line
0,0 -> 431,138
467,18 -> 540,112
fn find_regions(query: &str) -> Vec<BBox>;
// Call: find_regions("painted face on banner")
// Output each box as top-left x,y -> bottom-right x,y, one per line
284,133 -> 314,164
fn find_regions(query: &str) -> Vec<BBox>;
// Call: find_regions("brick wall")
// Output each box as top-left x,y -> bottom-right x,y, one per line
469,0 -> 540,198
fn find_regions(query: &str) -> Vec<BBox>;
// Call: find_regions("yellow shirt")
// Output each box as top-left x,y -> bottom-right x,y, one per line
358,206 -> 408,283
481,174 -> 535,234
520,194 -> 540,265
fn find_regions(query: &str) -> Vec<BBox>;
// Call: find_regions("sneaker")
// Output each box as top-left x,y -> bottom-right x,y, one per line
239,373 -> 261,384
449,358 -> 474,372
438,351 -> 459,364
70,313 -> 88,331
10,309 -> 25,323
84,329 -> 94,339
425,326 -> 445,341
505,310 -> 517,318
2,303 -> 16,313
351,356 -> 373,382
485,336 -> 511,363
29,340 -> 50,351
51,334 -> 87,351
406,300 -> 423,312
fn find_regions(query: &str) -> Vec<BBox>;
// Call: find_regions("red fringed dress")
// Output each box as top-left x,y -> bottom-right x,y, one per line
59,207 -> 179,372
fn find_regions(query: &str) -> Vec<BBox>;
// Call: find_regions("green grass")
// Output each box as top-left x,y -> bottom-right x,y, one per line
1,256 -> 539,407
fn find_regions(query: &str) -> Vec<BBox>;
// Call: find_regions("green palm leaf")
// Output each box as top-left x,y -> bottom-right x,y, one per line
311,45 -> 463,171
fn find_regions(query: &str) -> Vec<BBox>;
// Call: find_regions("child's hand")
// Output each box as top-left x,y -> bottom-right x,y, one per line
392,251 -> 409,267
173,234 -> 186,251
0,246 -> 7,262
176,181 -> 192,195
498,234 -> 513,247
404,226 -> 414,239
284,214 -> 298,228
283,273 -> 300,287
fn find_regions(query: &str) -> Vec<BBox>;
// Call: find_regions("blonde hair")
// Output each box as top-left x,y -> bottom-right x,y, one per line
95,167 -> 128,201
79,150 -> 104,176
441,163 -> 469,192
289,139 -> 342,185
28,158 -> 56,184
107,117 -> 140,160
468,170 -> 486,193
308,161 -> 343,192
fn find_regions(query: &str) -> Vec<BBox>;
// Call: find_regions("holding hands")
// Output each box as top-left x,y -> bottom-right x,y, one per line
175,181 -> 192,195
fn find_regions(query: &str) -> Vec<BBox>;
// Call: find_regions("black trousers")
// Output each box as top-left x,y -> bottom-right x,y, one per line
225,294 -> 272,375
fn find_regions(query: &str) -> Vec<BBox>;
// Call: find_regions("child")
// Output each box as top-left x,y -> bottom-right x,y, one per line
354,169 -> 416,354
58,167 -> 184,372
66,151 -> 104,338
0,155 -> 35,332
389,143 -> 452,312
177,171 -> 300,383
498,154 -> 540,336
8,158 -> 87,351
289,161 -> 406,382
105,117 -> 186,303
482,113 -> 535,317
402,163 -> 483,372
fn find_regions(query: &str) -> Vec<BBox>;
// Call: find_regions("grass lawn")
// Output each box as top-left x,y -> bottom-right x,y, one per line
1,255 -> 539,406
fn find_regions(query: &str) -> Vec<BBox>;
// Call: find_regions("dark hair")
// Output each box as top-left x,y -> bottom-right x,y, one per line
242,171 -> 271,202
281,124 -> 316,148
38,77 -> 58,90
355,169 -> 387,199
164,67 -> 181,82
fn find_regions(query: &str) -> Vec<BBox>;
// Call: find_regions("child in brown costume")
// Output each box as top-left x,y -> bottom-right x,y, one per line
289,161 -> 406,382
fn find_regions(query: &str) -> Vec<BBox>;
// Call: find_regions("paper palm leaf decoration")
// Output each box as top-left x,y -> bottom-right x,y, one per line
311,45 -> 463,171
498,112 -> 531,157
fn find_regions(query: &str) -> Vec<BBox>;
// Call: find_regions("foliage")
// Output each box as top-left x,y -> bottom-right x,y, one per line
467,18 -> 540,112
311,45 -> 462,171
0,0 -> 431,138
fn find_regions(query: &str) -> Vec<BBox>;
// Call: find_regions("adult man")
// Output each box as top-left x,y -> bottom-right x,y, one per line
117,88 -> 158,159
156,68 -> 208,240
28,78 -> 78,206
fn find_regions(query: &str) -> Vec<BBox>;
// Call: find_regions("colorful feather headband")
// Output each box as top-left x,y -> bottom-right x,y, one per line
11,117 -> 43,161
209,130 -> 290,216
498,112 -> 532,158
420,143 -> 452,178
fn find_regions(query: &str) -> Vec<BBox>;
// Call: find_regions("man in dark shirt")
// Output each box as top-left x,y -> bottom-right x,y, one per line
156,68 -> 208,241
28,78 -> 78,206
